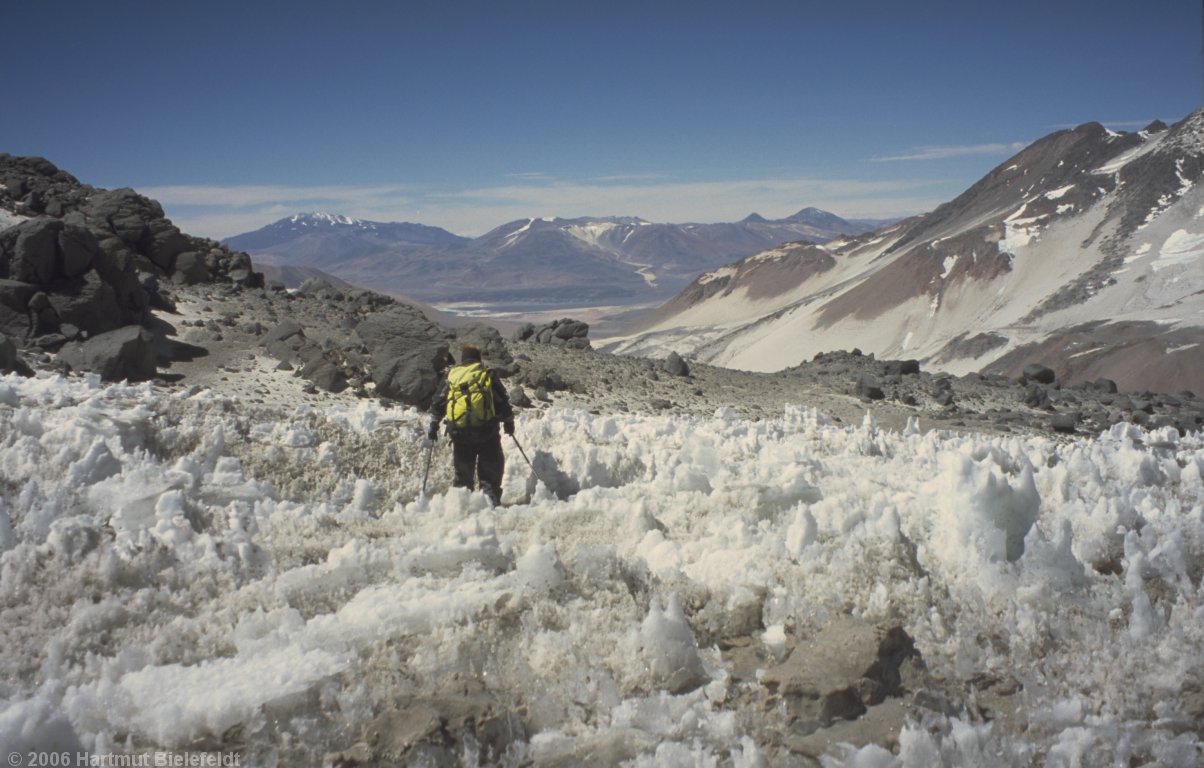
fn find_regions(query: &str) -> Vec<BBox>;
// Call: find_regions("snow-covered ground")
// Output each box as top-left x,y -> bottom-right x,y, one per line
1,372 -> 1202,765
0,207 -> 28,230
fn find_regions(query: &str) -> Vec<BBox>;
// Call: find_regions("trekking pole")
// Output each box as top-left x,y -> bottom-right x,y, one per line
420,439 -> 434,497
509,434 -> 545,486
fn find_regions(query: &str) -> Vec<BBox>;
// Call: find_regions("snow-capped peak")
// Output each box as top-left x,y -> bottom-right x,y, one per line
289,212 -> 370,228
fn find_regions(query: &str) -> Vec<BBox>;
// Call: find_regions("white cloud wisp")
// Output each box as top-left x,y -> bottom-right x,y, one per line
871,141 -> 1031,162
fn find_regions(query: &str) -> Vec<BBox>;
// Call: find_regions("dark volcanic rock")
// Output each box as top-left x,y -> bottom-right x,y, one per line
300,354 -> 347,394
0,280 -> 37,337
513,318 -> 591,350
1050,412 -> 1079,434
509,386 -> 532,408
57,325 -> 157,382
662,351 -> 690,377
263,320 -> 307,362
2,154 -> 263,314
172,251 -> 212,285
356,307 -> 453,405
356,308 -> 447,359
372,345 -> 450,405
510,323 -> 536,342
454,322 -> 514,373
756,617 -> 920,734
80,188 -> 188,270
519,366 -> 569,392
857,373 -> 885,401
1023,383 -> 1052,409
0,333 -> 33,376
883,359 -> 921,376
261,320 -> 351,394
1022,363 -> 1057,385
47,271 -> 139,337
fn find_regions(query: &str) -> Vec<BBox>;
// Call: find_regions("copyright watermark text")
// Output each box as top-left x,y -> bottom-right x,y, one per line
8,753 -> 240,768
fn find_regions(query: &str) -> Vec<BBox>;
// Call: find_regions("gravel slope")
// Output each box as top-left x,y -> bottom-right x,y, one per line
149,283 -> 1204,442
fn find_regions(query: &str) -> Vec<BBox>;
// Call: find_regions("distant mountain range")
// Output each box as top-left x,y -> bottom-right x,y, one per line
605,113 -> 1204,393
224,208 -> 882,308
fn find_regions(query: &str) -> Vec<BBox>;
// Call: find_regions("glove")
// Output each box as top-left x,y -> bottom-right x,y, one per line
503,419 -> 515,436
427,421 -> 439,441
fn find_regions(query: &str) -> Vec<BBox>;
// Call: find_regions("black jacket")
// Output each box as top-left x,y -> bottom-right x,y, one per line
430,364 -> 514,437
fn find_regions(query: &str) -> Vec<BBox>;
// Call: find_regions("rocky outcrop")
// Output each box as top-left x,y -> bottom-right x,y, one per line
454,322 -> 515,374
774,348 -> 1204,436
57,325 -> 157,382
511,318 -> 591,350
661,351 -> 690,377
705,615 -> 977,760
756,618 -> 919,733
0,218 -> 149,340
0,333 -> 33,376
0,154 -> 265,378
261,320 -> 348,394
250,281 -> 513,407
1021,363 -> 1057,385
356,306 -> 453,406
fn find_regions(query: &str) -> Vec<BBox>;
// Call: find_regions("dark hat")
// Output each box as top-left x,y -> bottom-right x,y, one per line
460,344 -> 482,363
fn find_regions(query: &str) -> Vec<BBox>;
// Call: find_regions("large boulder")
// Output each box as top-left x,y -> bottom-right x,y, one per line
0,215 -> 151,340
171,251 -> 211,285
0,156 -> 260,339
78,188 -> 200,275
264,320 -> 351,394
261,321 -> 348,394
4,218 -> 61,283
356,308 -> 454,405
356,307 -> 447,360
58,325 -> 157,382
0,155 -> 90,221
56,223 -> 97,277
1021,363 -> 1057,385
263,320 -> 307,362
371,344 -> 450,404
146,218 -> 190,271
0,279 -> 37,337
0,218 -> 97,284
454,322 -> 514,373
883,359 -> 921,376
46,271 -> 134,336
81,188 -> 159,249
662,351 -> 690,377
0,333 -> 33,376
512,318 -> 591,350
757,617 -> 919,731
299,351 -> 348,394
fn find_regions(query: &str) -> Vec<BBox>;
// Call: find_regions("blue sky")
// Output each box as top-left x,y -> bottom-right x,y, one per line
4,0 -> 1200,238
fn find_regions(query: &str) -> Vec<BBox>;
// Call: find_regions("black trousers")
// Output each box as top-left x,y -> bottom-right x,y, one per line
450,431 -> 505,506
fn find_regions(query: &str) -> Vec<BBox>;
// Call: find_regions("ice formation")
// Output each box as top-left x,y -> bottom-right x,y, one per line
0,372 -> 1201,765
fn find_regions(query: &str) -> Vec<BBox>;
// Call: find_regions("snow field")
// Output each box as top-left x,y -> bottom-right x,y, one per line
0,373 -> 1202,764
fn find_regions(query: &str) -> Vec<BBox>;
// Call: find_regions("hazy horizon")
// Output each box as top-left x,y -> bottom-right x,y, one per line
4,0 -> 1199,239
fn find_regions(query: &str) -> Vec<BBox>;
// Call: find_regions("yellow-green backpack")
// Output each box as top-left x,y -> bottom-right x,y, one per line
445,362 -> 496,428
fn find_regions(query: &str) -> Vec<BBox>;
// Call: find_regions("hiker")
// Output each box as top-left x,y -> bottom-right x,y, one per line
427,343 -> 515,506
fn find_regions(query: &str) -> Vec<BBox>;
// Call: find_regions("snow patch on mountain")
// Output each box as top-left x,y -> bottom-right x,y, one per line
1154,228 -> 1204,272
1092,132 -> 1165,175
289,212 -> 373,228
565,220 -> 621,249
0,208 -> 28,230
610,111 -> 1204,393
503,217 -> 536,246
